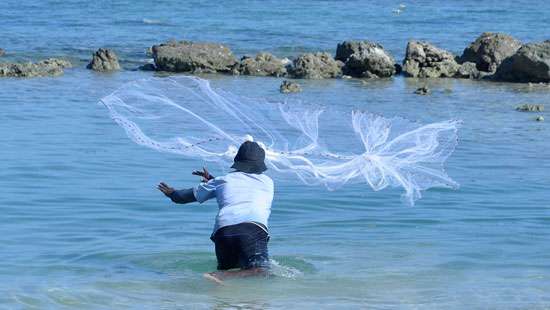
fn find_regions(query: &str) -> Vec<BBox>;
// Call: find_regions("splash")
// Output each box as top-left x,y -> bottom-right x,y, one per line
100,76 -> 461,205
269,259 -> 304,279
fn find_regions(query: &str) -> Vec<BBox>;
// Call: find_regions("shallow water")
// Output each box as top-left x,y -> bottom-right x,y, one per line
1,1 -> 550,309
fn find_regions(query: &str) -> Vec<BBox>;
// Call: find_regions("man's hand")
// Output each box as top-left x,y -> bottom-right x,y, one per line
192,167 -> 214,182
158,182 -> 175,196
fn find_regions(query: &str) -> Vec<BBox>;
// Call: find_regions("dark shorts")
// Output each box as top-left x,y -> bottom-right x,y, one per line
210,222 -> 270,270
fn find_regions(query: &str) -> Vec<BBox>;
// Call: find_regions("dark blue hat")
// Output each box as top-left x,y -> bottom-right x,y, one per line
231,141 -> 267,174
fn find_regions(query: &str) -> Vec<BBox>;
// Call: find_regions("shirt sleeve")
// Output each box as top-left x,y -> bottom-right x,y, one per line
168,188 -> 197,204
193,178 -> 219,203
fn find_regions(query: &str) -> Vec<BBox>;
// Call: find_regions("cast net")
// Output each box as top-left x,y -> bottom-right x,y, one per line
100,76 -> 460,205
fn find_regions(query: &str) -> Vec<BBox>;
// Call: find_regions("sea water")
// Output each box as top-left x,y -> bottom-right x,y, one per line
1,1 -> 549,309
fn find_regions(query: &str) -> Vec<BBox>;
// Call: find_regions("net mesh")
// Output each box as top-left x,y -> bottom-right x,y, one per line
100,76 -> 461,205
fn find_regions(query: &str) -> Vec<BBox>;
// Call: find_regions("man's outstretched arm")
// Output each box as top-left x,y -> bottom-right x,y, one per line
158,182 -> 197,204
168,188 -> 197,204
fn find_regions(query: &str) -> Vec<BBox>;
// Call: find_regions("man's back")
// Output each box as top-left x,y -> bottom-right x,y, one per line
195,171 -> 274,233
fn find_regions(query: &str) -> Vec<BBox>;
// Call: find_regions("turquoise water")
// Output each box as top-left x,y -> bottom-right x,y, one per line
1,1 -> 550,309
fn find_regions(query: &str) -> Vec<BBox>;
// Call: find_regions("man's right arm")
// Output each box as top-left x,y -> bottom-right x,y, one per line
167,188 -> 197,204
158,182 -> 197,204
158,177 -> 218,205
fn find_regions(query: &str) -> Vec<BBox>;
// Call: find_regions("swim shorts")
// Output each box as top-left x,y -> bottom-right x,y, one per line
210,222 -> 270,270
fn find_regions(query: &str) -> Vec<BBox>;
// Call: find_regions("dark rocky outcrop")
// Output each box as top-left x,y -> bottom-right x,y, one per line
459,32 -> 521,72
335,41 -> 364,62
279,80 -> 302,93
493,41 -> 550,83
290,52 -> 343,79
0,58 -> 72,77
87,48 -> 121,72
516,104 -> 544,112
402,41 -> 459,78
414,86 -> 430,95
535,115 -> 544,122
234,53 -> 287,77
152,40 -> 237,73
336,41 -> 396,78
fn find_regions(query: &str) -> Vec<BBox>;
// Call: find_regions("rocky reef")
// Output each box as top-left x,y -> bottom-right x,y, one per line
152,40 -> 237,73
398,33 -> 546,82
336,41 -> 396,78
0,58 -> 72,77
454,62 -> 481,79
402,41 -> 460,78
141,35 -> 550,84
87,48 -> 121,72
280,80 -> 302,93
493,40 -> 550,83
233,53 -> 288,77
289,52 -> 343,79
459,32 -> 522,73
3,32 -> 548,84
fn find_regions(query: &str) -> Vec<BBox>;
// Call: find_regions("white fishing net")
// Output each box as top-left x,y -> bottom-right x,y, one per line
100,76 -> 460,205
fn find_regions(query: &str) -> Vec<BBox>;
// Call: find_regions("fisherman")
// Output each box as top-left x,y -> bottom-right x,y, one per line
158,141 -> 273,283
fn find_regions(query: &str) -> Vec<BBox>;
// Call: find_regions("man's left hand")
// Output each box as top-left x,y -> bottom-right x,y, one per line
192,167 -> 214,182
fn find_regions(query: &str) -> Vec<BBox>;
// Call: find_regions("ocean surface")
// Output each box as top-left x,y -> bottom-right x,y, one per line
1,1 -> 550,309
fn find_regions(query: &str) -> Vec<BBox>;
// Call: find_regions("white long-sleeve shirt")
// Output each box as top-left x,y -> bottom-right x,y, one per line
193,171 -> 274,234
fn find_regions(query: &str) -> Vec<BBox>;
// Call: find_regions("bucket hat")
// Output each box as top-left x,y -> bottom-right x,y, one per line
231,141 -> 267,174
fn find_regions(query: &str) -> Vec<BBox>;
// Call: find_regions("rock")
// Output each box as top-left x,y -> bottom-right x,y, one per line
478,71 -> 493,80
402,41 -> 459,78
280,80 -> 302,93
152,40 -> 237,73
0,48 -> 4,57
335,41 -> 363,62
138,63 -> 156,71
281,57 -> 291,64
335,41 -> 396,78
535,115 -> 544,122
87,48 -> 121,71
455,61 -> 480,79
290,52 -> 342,79
0,58 -> 72,78
516,104 -> 544,112
459,32 -> 521,72
493,40 -> 550,83
234,53 -> 287,77
414,86 -> 430,95
281,58 -> 293,74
